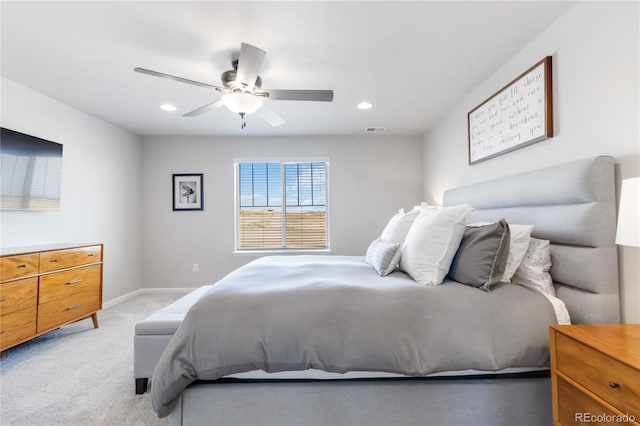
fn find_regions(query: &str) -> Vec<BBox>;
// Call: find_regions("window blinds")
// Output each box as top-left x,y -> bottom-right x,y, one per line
236,161 -> 328,249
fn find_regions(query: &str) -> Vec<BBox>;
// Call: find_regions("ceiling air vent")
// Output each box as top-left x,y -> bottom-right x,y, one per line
365,127 -> 386,133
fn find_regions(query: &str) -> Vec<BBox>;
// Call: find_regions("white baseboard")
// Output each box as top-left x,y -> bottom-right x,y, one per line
103,287 -> 197,310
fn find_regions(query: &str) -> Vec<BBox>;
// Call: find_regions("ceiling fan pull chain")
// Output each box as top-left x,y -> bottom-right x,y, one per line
240,112 -> 247,129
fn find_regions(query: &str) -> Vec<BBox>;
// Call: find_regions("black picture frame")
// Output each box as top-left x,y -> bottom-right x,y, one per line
172,174 -> 203,211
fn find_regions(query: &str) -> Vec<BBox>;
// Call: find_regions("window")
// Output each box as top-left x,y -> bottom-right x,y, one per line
235,160 -> 328,250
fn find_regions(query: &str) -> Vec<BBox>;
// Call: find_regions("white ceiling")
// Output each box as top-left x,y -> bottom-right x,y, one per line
1,1 -> 575,137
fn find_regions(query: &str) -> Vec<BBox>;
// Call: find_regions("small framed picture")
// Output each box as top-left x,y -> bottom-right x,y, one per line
173,174 -> 203,211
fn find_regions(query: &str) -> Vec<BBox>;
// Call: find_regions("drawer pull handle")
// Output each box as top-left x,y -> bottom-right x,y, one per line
66,304 -> 82,311
51,259 -> 59,263
66,279 -> 83,285
0,298 -> 6,303
88,253 -> 95,257
609,382 -> 620,389
17,264 -> 27,269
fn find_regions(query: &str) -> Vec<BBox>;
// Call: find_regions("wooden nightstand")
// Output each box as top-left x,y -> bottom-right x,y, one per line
549,324 -> 640,425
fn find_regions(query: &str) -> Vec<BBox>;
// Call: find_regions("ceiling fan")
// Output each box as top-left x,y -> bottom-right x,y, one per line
134,42 -> 334,129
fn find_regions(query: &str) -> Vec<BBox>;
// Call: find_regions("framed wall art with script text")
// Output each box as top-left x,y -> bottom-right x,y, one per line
468,56 -> 553,165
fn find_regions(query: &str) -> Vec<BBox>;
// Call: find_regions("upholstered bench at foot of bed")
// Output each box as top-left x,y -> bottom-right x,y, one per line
134,286 -> 212,394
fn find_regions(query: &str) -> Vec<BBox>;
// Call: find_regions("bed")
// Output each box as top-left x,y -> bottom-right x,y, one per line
146,156 -> 620,425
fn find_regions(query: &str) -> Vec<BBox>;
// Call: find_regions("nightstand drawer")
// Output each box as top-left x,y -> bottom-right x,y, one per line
557,376 -> 618,426
0,254 -> 39,281
0,278 -> 38,316
39,245 -> 102,273
39,265 -> 101,304
0,306 -> 37,351
556,333 -> 640,419
37,291 -> 101,333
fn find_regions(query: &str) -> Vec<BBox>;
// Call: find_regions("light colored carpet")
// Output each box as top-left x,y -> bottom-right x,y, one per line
0,292 -> 183,426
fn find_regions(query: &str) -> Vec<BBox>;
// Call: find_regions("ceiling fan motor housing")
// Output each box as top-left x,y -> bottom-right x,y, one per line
221,63 -> 262,90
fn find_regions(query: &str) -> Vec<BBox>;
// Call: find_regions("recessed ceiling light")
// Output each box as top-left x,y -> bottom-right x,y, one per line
357,102 -> 372,110
160,104 -> 177,112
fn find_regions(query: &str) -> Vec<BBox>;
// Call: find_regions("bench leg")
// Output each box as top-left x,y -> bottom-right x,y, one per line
136,378 -> 149,394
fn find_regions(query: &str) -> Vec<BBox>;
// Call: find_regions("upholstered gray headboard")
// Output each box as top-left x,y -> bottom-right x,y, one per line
443,156 -> 620,324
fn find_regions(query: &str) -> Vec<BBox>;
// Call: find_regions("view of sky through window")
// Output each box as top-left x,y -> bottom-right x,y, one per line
239,162 -> 326,210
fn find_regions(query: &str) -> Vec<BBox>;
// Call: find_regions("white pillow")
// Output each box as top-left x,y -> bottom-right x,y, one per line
469,222 -> 533,282
512,238 -> 556,297
502,224 -> 534,281
412,201 -> 430,211
380,208 -> 420,244
400,204 -> 473,285
365,238 -> 402,276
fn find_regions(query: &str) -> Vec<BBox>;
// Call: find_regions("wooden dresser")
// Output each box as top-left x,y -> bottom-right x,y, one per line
550,324 -> 640,426
0,243 -> 103,352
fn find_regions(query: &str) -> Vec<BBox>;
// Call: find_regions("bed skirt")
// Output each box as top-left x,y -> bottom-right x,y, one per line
168,373 -> 552,426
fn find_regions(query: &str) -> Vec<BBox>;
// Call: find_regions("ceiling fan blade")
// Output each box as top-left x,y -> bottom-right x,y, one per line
183,99 -> 225,117
257,106 -> 285,127
134,67 -> 223,91
257,89 -> 334,102
236,43 -> 266,89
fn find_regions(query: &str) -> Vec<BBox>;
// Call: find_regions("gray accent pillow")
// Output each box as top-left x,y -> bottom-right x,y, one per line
366,238 -> 402,276
447,219 -> 511,291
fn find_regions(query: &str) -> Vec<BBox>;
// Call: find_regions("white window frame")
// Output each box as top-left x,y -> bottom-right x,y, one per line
233,157 -> 331,255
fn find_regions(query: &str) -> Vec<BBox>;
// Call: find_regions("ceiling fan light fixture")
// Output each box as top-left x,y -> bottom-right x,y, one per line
357,101 -> 372,110
160,103 -> 177,112
221,92 -> 263,115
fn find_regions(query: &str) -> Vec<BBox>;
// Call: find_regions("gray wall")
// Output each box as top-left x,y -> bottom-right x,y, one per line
0,77 -> 144,302
421,2 -> 639,323
140,135 -> 423,288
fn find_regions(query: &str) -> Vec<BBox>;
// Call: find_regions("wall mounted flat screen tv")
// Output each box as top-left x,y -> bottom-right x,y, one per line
1,127 -> 63,211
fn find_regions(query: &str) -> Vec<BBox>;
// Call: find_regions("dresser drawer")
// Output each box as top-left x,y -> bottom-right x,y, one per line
37,291 -> 101,333
0,254 -> 39,282
39,264 -> 101,304
0,305 -> 37,351
39,245 -> 102,273
0,278 -> 38,316
556,332 -> 640,419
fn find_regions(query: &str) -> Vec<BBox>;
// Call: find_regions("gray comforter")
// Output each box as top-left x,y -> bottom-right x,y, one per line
151,255 -> 557,418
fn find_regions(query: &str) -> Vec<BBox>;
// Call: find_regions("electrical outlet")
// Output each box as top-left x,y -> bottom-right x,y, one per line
192,263 -> 199,273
